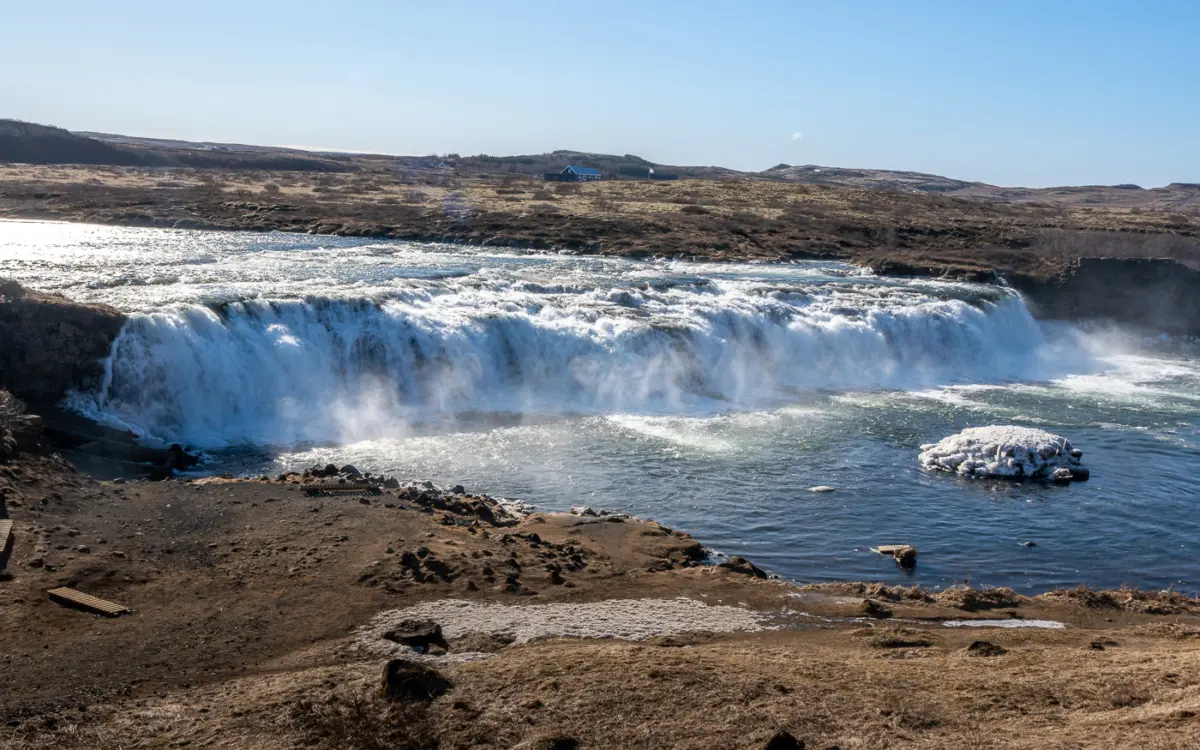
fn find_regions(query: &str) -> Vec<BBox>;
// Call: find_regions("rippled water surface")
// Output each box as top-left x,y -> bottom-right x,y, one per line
4,220 -> 1198,592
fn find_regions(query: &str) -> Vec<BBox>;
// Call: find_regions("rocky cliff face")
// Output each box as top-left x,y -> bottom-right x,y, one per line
1010,258 -> 1200,337
0,280 -> 126,405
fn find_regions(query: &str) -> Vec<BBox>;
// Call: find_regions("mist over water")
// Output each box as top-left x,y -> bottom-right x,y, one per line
4,221 -> 1199,592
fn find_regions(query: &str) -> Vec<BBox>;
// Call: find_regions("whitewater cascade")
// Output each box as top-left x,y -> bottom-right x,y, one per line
74,280 -> 1087,447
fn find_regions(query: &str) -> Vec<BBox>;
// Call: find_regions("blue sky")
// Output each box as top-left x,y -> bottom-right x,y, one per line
3,0 -> 1197,187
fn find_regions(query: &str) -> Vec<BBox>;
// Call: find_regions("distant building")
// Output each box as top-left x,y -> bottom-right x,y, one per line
544,165 -> 602,182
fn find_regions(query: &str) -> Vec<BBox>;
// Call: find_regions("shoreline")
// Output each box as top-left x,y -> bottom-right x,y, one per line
2,448 -> 1199,748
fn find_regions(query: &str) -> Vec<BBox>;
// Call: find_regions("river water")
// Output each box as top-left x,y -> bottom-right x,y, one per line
4,220 -> 1198,592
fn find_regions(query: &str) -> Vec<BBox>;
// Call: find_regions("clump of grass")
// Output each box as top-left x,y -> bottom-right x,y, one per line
935,586 -> 1024,611
288,689 -> 438,750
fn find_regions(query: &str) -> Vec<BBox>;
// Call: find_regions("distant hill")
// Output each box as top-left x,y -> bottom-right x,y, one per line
0,120 -> 352,172
2,119 -> 1196,210
762,163 -> 981,193
760,163 -> 1199,211
0,120 -> 145,166
454,150 -> 745,181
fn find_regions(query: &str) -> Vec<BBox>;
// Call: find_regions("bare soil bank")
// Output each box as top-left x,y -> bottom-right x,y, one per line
2,447 -> 1199,749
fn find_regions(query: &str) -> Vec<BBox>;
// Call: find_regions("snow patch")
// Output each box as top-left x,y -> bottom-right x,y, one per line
918,425 -> 1086,479
356,597 -> 770,657
943,618 -> 1065,629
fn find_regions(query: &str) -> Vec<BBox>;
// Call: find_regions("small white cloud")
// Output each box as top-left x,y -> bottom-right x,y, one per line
790,131 -> 804,141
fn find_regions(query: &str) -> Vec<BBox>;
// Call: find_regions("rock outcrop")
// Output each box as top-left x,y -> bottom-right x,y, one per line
0,390 -> 44,462
1011,258 -> 1200,337
0,279 -> 126,404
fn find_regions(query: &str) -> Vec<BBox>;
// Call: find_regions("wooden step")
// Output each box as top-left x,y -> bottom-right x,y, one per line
47,587 -> 131,617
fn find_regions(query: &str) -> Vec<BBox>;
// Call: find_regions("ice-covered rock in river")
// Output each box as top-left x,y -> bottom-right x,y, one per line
918,426 -> 1087,480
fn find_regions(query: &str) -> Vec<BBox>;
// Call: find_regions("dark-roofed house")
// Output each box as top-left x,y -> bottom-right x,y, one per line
544,165 -> 602,182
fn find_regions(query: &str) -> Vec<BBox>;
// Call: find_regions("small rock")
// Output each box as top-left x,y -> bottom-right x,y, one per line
1051,467 -> 1073,485
451,484 -> 466,494
27,557 -> 45,569
862,599 -> 892,619
1069,467 -> 1090,482
570,506 -> 598,517
340,464 -> 361,477
1021,541 -> 1036,547
718,556 -> 767,579
964,640 -> 1007,657
111,551 -> 127,559
383,477 -> 400,489
75,545 -> 90,554
380,659 -> 453,701
892,546 -> 917,569
382,619 -> 450,651
764,730 -> 805,750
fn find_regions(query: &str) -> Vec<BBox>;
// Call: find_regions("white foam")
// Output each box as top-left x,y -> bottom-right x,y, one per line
918,425 -> 1086,479
81,288 -> 1082,447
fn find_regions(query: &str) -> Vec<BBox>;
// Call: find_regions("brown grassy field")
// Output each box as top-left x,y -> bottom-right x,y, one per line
3,164 -> 1199,281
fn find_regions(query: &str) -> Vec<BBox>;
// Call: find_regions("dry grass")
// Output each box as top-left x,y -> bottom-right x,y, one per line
286,687 -> 438,750
1038,585 -> 1200,615
4,163 -> 1199,278
10,632 -> 1199,750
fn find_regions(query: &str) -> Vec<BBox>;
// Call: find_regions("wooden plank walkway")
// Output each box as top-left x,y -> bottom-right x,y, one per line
0,519 -> 12,569
302,483 -> 382,498
47,587 -> 131,617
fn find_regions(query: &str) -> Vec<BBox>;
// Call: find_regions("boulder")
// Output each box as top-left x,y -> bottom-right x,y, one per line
382,619 -> 450,651
0,281 -> 126,404
893,545 -> 917,569
862,599 -> 893,619
380,659 -> 452,702
764,730 -> 805,750
718,556 -> 767,579
964,640 -> 1007,657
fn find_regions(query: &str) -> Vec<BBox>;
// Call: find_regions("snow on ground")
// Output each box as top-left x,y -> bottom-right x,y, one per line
356,597 -> 770,658
918,425 -> 1085,479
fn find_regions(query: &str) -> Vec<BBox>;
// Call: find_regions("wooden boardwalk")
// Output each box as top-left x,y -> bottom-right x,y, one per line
47,587 -> 131,617
302,483 -> 382,498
